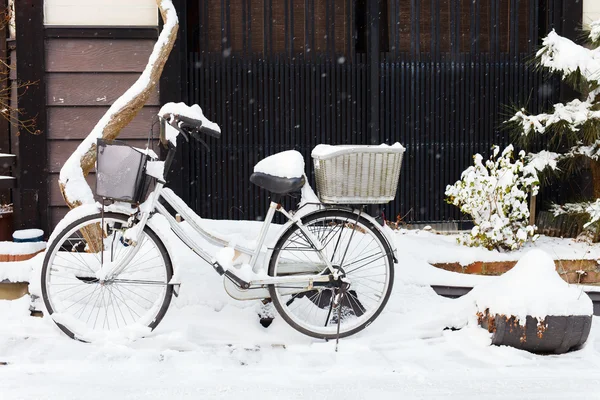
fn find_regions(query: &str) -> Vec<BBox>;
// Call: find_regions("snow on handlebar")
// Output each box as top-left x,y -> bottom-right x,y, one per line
158,102 -> 222,145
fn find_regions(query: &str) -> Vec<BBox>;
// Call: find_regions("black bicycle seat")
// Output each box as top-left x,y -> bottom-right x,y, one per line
249,172 -> 305,194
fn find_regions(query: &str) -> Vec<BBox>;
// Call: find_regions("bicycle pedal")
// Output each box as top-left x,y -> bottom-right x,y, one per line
259,316 -> 274,328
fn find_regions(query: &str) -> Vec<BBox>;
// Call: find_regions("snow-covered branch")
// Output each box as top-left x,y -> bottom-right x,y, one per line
59,0 -> 179,208
552,199 -> 600,228
563,140 -> 600,161
590,20 -> 600,44
509,98 -> 600,136
537,30 -> 600,85
525,150 -> 561,172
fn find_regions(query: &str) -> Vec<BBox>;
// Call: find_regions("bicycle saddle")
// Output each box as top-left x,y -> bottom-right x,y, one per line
249,172 -> 305,194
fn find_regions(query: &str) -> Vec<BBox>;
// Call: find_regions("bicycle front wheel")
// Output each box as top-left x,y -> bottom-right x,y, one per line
268,209 -> 394,339
41,212 -> 173,342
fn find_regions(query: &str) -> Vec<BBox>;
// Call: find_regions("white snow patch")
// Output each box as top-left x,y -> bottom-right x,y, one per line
133,147 -> 159,159
47,204 -> 101,247
526,150 -> 561,172
12,229 -> 44,241
253,150 -> 305,179
4,216 -> 600,397
510,99 -> 600,137
296,179 -> 321,218
0,253 -> 44,283
158,102 -> 221,145
469,249 -> 592,322
311,142 -> 405,158
214,247 -> 235,271
590,19 -> 600,43
146,160 -> 165,180
0,241 -> 45,256
538,30 -> 600,83
231,263 -> 269,282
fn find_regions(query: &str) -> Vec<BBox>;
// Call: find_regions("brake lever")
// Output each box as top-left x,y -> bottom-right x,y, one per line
193,131 -> 211,152
166,117 -> 189,142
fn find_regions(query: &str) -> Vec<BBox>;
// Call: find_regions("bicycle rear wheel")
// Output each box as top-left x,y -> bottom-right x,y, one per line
41,212 -> 173,342
268,209 -> 394,339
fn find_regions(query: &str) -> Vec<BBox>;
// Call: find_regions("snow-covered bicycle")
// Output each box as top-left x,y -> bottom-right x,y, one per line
41,103 -> 404,342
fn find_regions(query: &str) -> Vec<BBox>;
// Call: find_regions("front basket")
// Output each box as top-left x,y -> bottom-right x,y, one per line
312,144 -> 405,204
95,139 -> 149,203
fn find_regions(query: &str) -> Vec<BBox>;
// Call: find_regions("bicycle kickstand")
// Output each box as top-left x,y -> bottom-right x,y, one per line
334,281 -> 350,352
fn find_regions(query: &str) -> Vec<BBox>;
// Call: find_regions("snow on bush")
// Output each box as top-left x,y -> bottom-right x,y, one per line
445,145 -> 539,251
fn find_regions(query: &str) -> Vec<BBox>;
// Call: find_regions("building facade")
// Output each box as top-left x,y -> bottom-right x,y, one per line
12,0 -> 590,234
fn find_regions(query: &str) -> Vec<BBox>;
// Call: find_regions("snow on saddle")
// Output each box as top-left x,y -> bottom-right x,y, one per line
250,150 -> 306,194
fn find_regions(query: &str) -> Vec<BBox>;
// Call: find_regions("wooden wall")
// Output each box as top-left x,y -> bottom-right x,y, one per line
46,36 -> 159,227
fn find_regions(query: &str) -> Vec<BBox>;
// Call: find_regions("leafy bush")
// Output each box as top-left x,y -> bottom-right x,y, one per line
445,145 -> 539,251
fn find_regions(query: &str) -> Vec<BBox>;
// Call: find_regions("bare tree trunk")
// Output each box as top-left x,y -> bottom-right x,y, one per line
57,1 -> 178,252
59,0 -> 179,209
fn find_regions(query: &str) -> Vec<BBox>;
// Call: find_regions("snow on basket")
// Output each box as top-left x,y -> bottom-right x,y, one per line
472,249 -> 593,354
311,143 -> 405,204
95,139 -> 151,203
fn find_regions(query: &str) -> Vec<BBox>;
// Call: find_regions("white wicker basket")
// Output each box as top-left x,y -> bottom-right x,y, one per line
312,144 -> 405,204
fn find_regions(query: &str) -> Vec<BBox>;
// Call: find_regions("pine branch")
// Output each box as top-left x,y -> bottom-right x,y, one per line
552,199 -> 600,229
589,20 -> 600,47
537,30 -> 600,87
508,99 -> 600,142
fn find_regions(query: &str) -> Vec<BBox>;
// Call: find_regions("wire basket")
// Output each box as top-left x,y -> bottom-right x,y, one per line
95,139 -> 150,203
312,144 -> 405,204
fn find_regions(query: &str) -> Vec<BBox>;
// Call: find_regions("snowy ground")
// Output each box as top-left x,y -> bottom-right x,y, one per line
2,221 -> 600,399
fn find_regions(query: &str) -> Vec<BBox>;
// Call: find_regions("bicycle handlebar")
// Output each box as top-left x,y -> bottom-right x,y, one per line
159,113 -> 221,147
177,115 -> 221,139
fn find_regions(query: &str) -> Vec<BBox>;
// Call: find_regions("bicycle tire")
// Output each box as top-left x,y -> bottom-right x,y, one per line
41,212 -> 174,342
268,209 -> 394,339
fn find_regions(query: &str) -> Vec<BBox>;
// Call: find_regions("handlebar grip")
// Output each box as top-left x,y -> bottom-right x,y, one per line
176,114 -> 221,139
177,114 -> 203,128
199,125 -> 221,139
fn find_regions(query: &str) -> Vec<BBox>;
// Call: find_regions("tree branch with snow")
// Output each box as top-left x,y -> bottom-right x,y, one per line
59,0 -> 179,209
506,20 -> 600,236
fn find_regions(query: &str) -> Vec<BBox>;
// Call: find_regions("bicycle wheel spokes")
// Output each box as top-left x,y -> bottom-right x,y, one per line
42,214 -> 173,342
269,210 -> 394,339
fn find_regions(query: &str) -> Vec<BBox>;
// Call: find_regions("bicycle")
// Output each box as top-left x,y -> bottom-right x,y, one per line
41,105 -> 405,343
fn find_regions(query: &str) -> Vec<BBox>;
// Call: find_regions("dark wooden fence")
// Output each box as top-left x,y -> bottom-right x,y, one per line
181,0 -> 564,223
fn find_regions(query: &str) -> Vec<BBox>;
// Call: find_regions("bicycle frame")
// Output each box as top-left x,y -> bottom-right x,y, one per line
98,143 -> 339,295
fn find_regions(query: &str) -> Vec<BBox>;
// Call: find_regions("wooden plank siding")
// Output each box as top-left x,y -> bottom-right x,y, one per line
46,39 -> 157,72
47,106 -> 160,140
46,73 -> 159,106
46,37 -> 158,228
